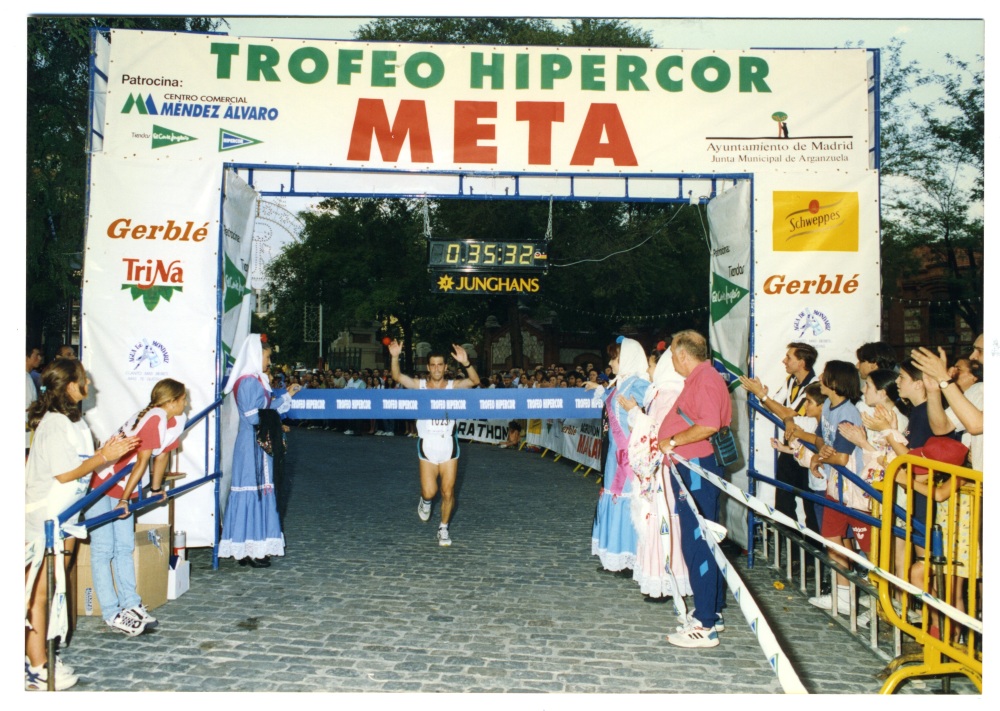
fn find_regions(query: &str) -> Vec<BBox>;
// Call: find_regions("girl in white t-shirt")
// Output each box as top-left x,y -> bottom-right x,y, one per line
25,359 -> 137,690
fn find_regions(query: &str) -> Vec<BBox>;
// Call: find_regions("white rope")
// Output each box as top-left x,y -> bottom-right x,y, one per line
669,453 -> 983,634
665,457 -> 808,694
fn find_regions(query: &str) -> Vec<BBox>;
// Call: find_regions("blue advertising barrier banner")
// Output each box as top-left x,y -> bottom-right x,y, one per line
281,388 -> 603,420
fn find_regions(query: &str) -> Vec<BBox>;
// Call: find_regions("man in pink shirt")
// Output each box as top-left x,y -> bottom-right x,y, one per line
658,330 -> 732,648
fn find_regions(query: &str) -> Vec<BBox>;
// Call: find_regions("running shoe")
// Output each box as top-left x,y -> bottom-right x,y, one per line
417,497 -> 432,522
675,611 -> 725,633
667,625 -> 719,648
808,589 -> 851,615
106,608 -> 147,636
437,525 -> 452,547
129,603 -> 159,629
25,658 -> 79,690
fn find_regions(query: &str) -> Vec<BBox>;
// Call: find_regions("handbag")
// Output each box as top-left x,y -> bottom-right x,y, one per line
677,408 -> 740,468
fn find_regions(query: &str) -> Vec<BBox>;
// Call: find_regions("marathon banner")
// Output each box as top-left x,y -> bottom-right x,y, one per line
525,418 -> 603,471
283,389 -> 604,420
102,29 -> 871,174
456,419 -> 510,445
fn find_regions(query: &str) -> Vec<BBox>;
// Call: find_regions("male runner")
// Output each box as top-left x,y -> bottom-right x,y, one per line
389,340 -> 480,546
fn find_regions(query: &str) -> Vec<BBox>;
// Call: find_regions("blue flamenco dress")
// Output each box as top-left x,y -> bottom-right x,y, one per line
591,374 -> 650,571
218,374 -> 286,560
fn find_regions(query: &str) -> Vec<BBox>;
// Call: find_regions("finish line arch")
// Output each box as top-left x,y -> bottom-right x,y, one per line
80,28 -> 881,554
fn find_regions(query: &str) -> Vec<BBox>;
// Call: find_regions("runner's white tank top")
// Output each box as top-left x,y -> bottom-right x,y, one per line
416,379 -> 455,438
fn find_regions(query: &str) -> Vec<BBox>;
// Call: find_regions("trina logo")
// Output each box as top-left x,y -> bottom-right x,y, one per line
121,258 -> 184,312
772,191 -> 859,252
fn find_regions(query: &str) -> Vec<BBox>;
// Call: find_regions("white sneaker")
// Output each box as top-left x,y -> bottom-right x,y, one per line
675,611 -> 725,633
129,603 -> 158,629
344,430 -> 354,435
25,658 -> 79,690
437,525 -> 452,547
385,432 -> 395,437
417,497 -> 432,522
667,625 -> 719,648
106,608 -> 147,636
808,589 -> 851,615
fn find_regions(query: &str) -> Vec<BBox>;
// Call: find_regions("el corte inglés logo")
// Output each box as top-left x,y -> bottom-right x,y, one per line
152,125 -> 196,149
772,191 -> 859,252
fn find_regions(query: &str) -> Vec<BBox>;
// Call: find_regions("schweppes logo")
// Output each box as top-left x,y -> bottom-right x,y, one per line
433,274 -> 540,295
772,191 -> 859,252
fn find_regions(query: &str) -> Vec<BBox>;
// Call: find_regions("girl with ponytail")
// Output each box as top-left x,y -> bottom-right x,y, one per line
86,378 -> 188,637
25,359 -> 138,690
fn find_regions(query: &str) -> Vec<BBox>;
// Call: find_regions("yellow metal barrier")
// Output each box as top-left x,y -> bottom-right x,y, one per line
871,452 -> 982,693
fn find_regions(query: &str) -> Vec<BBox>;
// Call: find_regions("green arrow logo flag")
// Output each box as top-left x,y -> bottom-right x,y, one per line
223,254 -> 251,313
152,125 -> 196,149
710,272 -> 750,323
219,128 -> 263,152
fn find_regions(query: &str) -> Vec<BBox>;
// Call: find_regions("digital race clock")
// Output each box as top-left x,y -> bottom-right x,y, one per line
428,240 -> 549,271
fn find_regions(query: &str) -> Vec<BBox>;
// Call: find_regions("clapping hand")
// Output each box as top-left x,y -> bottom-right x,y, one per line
99,434 -> 140,463
910,346 -> 950,383
737,375 -> 767,400
838,422 -> 869,448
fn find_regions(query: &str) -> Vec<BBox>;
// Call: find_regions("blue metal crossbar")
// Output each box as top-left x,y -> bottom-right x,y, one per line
745,397 -> 924,546
57,400 -> 224,534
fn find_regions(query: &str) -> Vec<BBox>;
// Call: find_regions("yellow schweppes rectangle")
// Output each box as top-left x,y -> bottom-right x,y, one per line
772,191 -> 859,251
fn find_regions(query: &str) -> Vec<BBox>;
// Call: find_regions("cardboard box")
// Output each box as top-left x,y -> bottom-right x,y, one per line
167,559 -> 190,600
76,523 -> 170,617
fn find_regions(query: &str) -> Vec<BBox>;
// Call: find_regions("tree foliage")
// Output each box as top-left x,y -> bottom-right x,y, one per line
876,41 -> 983,332
355,17 -> 652,47
264,18 -> 713,366
26,16 -> 221,351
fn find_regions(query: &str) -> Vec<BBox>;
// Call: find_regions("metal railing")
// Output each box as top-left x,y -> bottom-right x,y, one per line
744,397 -> 983,693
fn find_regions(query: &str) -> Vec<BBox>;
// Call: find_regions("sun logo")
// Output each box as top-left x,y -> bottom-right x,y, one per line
437,275 -> 455,292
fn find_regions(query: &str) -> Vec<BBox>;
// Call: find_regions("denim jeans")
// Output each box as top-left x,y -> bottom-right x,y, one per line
87,495 -> 140,621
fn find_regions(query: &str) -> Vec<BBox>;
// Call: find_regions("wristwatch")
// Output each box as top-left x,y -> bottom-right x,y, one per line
939,378 -> 954,389
669,438 -> 677,448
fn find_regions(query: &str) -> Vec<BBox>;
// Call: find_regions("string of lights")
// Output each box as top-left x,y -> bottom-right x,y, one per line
540,294 -> 981,323
541,298 -> 709,322
885,295 -> 982,307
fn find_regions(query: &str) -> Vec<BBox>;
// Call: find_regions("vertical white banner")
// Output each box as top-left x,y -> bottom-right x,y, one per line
748,171 -> 881,528
81,155 -> 224,547
221,170 -> 257,368
707,181 -> 753,547
217,171 -> 258,515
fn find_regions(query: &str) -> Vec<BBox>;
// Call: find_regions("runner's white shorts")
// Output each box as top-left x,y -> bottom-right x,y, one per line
417,433 -> 459,465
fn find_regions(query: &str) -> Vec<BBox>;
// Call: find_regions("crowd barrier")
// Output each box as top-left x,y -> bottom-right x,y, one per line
281,388 -> 604,420
34,401 -> 221,691
743,399 -> 983,693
